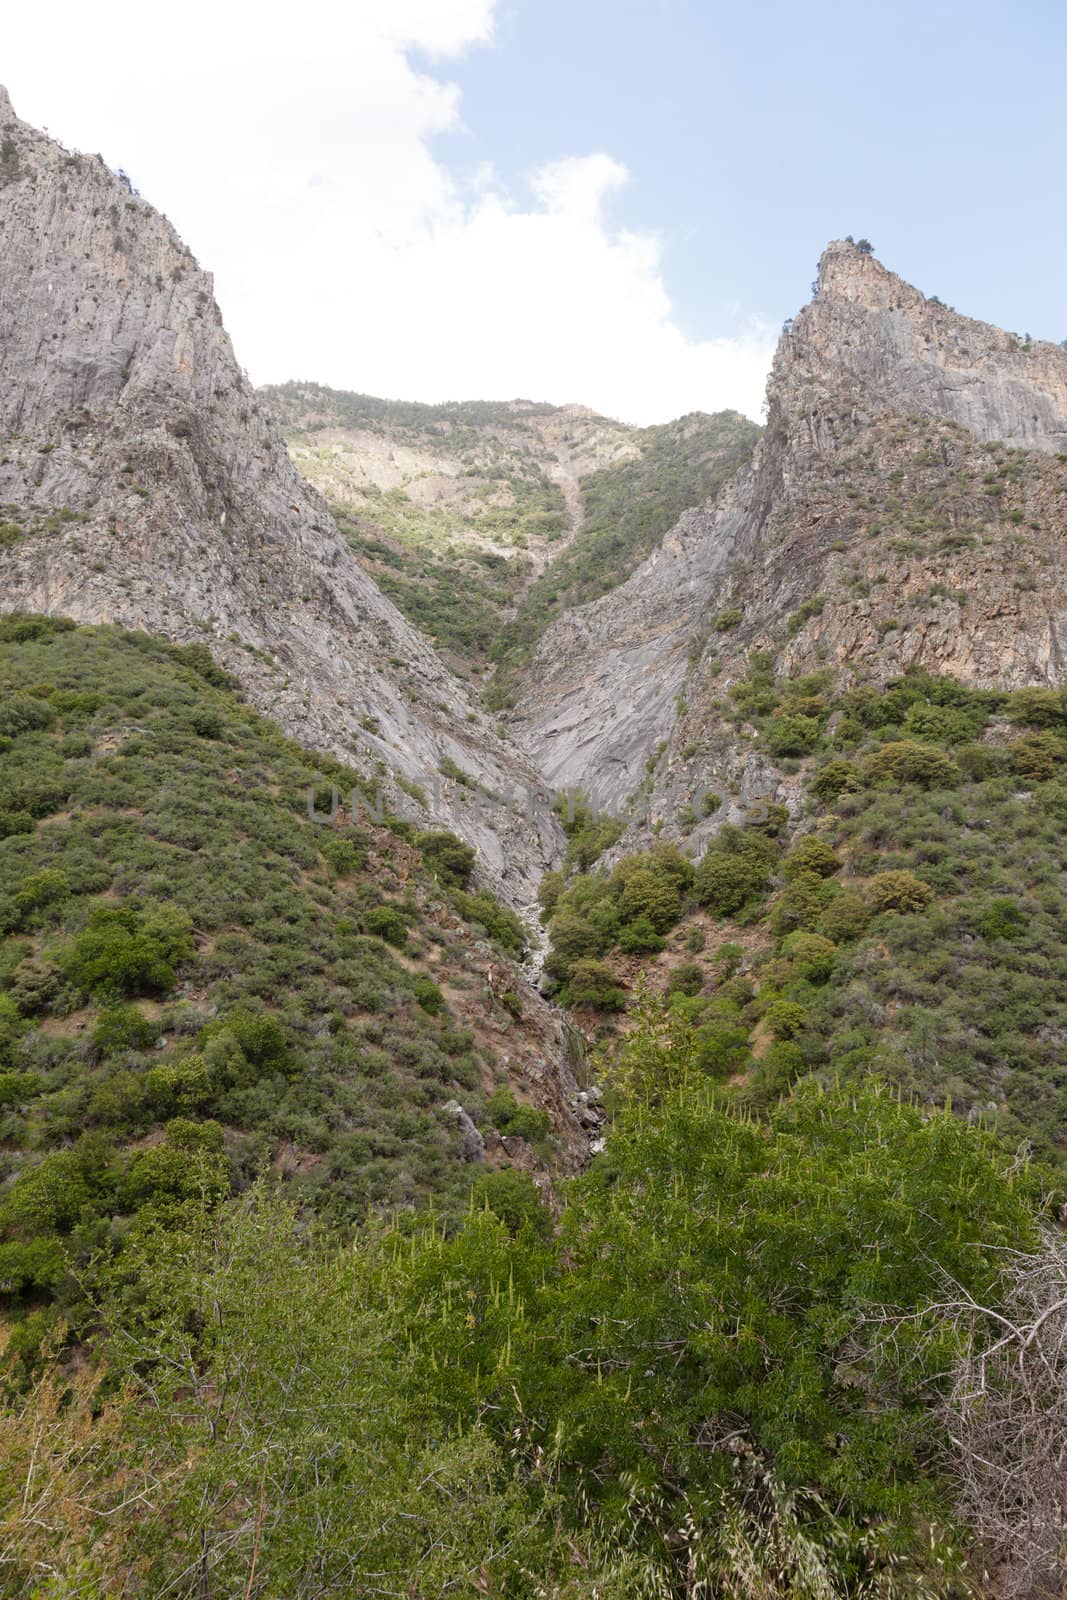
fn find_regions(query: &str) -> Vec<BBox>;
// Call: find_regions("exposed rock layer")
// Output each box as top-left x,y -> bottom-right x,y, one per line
514,241 -> 1067,828
0,86 -> 563,907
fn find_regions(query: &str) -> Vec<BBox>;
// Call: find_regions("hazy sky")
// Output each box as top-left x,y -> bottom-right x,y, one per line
3,1 -> 1064,424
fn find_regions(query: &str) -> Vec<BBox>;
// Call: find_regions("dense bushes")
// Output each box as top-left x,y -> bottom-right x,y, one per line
555,661 -> 1067,1155
543,842 -> 696,1004
1,1044 -> 1046,1597
61,901 -> 194,999
694,824 -> 778,915
864,740 -> 960,788
866,869 -> 936,914
0,619 -> 552,1321
413,829 -> 475,889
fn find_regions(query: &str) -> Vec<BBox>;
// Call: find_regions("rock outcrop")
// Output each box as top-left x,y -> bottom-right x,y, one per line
0,87 -> 562,907
514,240 -> 1067,837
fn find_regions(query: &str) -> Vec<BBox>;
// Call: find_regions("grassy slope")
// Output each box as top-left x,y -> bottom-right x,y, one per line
264,383 -> 573,679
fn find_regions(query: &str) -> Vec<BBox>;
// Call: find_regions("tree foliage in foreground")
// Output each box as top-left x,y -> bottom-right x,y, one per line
0,999 -> 1047,1597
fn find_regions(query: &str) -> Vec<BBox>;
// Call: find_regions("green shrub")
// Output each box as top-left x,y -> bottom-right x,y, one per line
748,1039 -> 806,1099
766,714 -> 821,757
786,595 -> 826,635
761,999 -> 809,1040
1036,779 -> 1067,822
744,801 -> 790,836
666,962 -> 704,998
7,957 -> 59,1016
537,870 -> 566,919
955,743 -> 1007,782
864,741 -> 959,788
0,1070 -> 41,1108
974,898 -> 1026,941
866,870 -> 936,915
484,1089 -> 551,1142
714,942 -> 744,974
810,760 -> 862,801
545,907 -> 604,964
415,831 -> 476,890
783,837 -> 839,879
1011,733 -> 1067,782
780,931 -> 837,982
14,868 -> 69,914
901,701 -> 980,745
554,792 -> 624,870
93,1006 -> 158,1058
145,1056 -> 213,1116
62,901 -> 194,999
0,809 -> 35,841
565,960 -> 626,1012
616,866 -> 681,934
1006,687 -> 1067,728
320,835 -> 368,878
413,976 -> 445,1015
188,708 -> 224,739
693,855 -> 757,916
0,694 -> 54,737
470,1168 -> 551,1236
815,890 -> 871,943
364,905 -> 409,948
220,1009 -> 290,1073
122,1140 -> 226,1210
167,641 -> 236,689
617,915 -> 666,954
0,1151 -> 92,1236
694,828 -> 777,916
451,891 -> 526,957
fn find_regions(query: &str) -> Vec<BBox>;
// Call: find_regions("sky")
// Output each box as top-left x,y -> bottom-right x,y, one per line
3,1 -> 1064,425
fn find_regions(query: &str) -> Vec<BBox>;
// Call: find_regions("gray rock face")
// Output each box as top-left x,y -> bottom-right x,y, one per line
511,477 -> 755,811
0,88 -> 563,908
794,242 -> 1067,453
514,240 -> 1067,819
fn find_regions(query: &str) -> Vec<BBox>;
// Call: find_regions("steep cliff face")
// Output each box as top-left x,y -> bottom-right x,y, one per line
515,240 -> 1067,837
790,241 -> 1067,453
0,87 -> 562,906
509,477 -> 757,807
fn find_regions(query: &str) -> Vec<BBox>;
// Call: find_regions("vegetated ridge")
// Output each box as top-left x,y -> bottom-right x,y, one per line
263,381 -> 759,707
2,85 -> 1067,1598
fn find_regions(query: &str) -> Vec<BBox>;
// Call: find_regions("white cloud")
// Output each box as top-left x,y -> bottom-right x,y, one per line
1,1 -> 774,424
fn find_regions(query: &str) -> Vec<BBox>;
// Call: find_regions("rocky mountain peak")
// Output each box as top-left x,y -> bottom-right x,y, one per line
514,239 -> 1067,828
773,238 -> 1067,453
0,84 -> 14,118
0,94 -> 563,907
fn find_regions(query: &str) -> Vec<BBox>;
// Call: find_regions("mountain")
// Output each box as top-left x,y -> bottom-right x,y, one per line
534,242 -> 1067,1158
0,87 -> 561,909
262,382 -> 759,704
516,238 -> 1067,818
0,616 -> 588,1268
2,89 -> 1066,1598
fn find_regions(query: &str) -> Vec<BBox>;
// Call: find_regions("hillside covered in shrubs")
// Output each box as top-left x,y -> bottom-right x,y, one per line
0,615 -> 570,1361
542,663 -> 1067,1157
1,1011 -> 1054,1598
